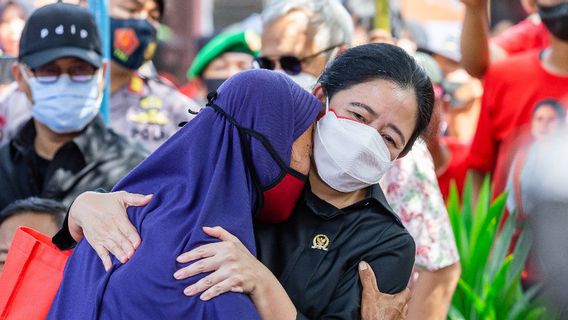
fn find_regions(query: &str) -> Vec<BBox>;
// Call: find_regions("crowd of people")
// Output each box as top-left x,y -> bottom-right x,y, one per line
0,0 -> 567,319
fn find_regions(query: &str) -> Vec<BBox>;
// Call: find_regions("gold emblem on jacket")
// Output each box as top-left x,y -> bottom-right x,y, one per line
311,234 -> 330,251
128,96 -> 168,125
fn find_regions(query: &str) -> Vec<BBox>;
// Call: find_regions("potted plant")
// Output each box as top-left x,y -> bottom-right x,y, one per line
447,176 -> 548,320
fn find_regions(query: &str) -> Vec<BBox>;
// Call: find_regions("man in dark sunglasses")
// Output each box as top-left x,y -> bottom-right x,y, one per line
257,0 -> 353,90
252,44 -> 341,77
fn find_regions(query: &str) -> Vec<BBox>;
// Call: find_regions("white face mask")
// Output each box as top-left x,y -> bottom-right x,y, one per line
275,69 -> 318,92
313,96 -> 393,193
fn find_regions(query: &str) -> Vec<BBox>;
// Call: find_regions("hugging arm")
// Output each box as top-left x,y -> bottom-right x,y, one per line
175,226 -> 297,320
359,262 -> 411,320
53,191 -> 413,319
52,191 -> 151,271
52,191 -> 297,318
176,226 -> 413,320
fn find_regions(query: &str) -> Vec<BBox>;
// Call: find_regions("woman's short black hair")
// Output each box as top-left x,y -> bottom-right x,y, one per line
318,43 -> 435,155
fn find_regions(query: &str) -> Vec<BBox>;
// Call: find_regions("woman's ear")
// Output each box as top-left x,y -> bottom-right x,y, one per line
311,83 -> 326,114
312,83 -> 325,101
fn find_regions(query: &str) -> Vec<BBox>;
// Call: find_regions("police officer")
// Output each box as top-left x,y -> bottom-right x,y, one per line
108,0 -> 198,151
0,0 -> 198,151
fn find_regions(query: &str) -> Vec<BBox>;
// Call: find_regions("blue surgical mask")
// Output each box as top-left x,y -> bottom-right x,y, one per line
26,71 -> 103,133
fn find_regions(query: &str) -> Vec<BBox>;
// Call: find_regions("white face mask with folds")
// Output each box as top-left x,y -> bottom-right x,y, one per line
313,96 -> 394,193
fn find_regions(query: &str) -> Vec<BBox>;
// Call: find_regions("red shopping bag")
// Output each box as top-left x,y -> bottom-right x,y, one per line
0,227 -> 72,320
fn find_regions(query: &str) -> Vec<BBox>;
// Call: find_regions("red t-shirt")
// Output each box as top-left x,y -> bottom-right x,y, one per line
468,50 -> 568,197
492,18 -> 549,55
437,136 -> 470,200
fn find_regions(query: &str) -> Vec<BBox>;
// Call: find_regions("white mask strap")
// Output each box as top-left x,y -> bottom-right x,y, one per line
18,64 -> 30,82
325,95 -> 330,113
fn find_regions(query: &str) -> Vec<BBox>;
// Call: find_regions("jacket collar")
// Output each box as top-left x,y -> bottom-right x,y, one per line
10,117 -> 108,165
304,182 -> 403,225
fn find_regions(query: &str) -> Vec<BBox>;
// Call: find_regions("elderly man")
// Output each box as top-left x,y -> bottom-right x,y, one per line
0,2 -> 147,211
255,0 -> 353,89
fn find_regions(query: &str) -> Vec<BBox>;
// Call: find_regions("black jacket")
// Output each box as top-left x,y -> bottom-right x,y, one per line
0,118 -> 148,211
52,181 -> 415,320
255,184 -> 415,320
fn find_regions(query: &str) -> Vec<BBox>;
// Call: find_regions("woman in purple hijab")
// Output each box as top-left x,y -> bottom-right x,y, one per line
52,44 -> 436,319
48,69 -> 322,319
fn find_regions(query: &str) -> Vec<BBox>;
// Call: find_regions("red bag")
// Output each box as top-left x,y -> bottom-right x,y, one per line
0,227 -> 72,320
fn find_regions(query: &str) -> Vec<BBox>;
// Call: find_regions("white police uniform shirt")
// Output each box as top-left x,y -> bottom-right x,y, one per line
109,72 -> 198,151
0,83 -> 32,145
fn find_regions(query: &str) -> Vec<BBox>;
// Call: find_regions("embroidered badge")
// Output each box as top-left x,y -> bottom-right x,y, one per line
113,28 -> 140,62
128,96 -> 168,125
128,76 -> 144,94
311,234 -> 330,251
143,41 -> 157,60
139,96 -> 163,110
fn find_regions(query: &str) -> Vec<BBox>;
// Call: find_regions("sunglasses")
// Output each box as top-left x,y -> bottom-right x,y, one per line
252,44 -> 342,75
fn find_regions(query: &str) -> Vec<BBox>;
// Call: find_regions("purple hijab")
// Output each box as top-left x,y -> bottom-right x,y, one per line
48,70 -> 321,319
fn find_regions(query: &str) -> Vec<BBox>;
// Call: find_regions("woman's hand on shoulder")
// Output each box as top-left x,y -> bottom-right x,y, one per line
359,261 -> 411,320
174,226 -> 270,301
69,191 -> 151,271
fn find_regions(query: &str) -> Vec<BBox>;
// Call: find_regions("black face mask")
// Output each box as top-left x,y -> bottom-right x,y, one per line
539,2 -> 568,41
203,78 -> 227,93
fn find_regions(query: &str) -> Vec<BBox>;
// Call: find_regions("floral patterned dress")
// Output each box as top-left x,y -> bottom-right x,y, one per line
380,140 -> 459,271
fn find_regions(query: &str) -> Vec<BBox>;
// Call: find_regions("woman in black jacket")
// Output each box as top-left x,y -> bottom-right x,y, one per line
55,43 -> 434,319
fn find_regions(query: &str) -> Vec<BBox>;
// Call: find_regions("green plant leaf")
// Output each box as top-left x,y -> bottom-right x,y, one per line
508,283 -> 544,320
485,256 -> 512,320
448,305 -> 466,320
470,175 -> 491,252
448,181 -> 467,265
470,193 -> 506,293
457,279 -> 486,314
487,207 -> 515,279
461,173 -> 474,251
507,227 -> 533,289
448,180 -> 548,320
525,307 -> 549,320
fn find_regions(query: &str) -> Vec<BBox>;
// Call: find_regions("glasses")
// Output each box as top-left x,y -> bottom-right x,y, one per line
252,44 -> 342,75
21,63 -> 99,84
